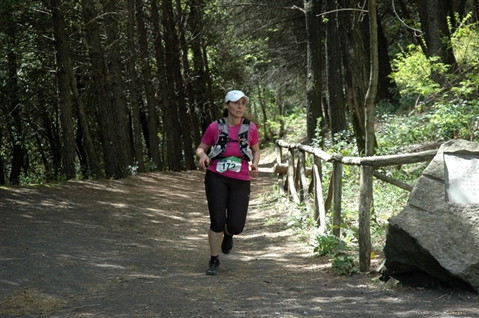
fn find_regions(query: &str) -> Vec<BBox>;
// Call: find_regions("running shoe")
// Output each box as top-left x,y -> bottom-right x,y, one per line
206,259 -> 220,275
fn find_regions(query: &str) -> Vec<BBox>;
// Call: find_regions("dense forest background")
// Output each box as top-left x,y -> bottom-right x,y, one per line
1,0 -> 479,185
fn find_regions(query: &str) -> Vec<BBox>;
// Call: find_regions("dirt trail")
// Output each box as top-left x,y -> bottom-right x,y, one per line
1,167 -> 478,317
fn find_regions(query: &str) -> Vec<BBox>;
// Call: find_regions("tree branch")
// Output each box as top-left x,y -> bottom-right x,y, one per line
392,0 -> 424,36
316,8 -> 368,17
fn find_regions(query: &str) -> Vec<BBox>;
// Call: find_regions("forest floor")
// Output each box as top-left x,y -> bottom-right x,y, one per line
1,156 -> 479,318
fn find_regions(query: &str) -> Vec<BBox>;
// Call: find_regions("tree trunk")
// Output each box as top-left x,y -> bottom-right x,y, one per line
0,116 -> 4,184
2,4 -> 24,184
50,0 -> 76,180
188,0 -> 214,133
81,0 -> 127,178
304,0 -> 323,145
175,0 -> 196,170
36,86 -> 61,179
339,0 -> 370,153
162,0 -> 185,171
51,0 -> 102,177
74,91 -> 102,178
136,0 -> 162,170
127,0 -> 146,173
102,0 -> 134,166
397,0 -> 428,54
359,0 -> 379,273
417,0 -> 457,67
257,85 -> 269,141
202,40 -> 217,121
377,18 -> 396,102
326,0 -> 348,142
475,0 -> 479,22
277,88 -> 286,139
150,0 -> 169,169
178,0 -> 202,147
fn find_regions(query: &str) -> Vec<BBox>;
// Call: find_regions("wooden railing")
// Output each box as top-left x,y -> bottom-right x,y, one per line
273,139 -> 438,272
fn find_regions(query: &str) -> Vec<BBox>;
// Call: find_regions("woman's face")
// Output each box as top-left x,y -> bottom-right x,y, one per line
226,97 -> 247,118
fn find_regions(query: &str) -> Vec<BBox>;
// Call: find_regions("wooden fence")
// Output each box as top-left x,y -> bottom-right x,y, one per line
273,139 -> 438,272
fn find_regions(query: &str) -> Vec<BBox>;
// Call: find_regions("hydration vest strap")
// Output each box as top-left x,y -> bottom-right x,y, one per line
207,118 -> 252,161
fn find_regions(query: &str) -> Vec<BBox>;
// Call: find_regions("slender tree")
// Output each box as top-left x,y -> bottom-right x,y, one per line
126,0 -> 146,173
81,0 -> 127,178
305,0 -> 324,145
136,0 -> 162,170
174,0 -> 196,170
2,2 -> 24,184
339,0 -> 370,153
358,0 -> 379,272
102,0 -> 134,165
188,0 -> 214,134
326,0 -> 348,142
161,0 -> 185,171
50,0 -> 81,179
70,59 -> 102,178
177,0 -> 202,146
376,18 -> 397,101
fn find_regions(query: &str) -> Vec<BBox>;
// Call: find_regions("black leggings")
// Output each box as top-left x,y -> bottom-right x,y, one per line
205,170 -> 251,234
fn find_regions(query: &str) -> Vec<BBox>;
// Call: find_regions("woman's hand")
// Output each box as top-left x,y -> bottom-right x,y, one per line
250,164 -> 259,178
198,154 -> 210,170
196,142 -> 211,170
250,143 -> 260,178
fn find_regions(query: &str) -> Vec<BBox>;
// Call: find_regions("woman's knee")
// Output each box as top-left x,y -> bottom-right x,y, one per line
210,222 -> 224,233
226,222 -> 245,235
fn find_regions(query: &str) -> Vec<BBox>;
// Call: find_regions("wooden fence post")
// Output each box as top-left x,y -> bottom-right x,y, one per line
313,155 -> 326,234
332,161 -> 342,237
287,147 -> 300,204
275,142 -> 284,195
359,164 -> 373,272
298,149 -> 310,208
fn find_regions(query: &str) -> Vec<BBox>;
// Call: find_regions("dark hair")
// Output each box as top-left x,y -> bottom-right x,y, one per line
222,108 -> 228,117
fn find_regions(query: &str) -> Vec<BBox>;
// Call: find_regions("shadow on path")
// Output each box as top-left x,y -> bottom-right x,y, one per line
1,168 -> 478,317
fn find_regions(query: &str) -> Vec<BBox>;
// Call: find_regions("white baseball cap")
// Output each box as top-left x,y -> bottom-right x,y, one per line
225,90 -> 249,104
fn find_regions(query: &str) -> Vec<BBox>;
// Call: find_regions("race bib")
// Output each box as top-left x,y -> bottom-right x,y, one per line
216,156 -> 242,173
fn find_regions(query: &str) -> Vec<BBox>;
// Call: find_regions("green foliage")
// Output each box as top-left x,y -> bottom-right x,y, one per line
311,117 -> 322,148
331,130 -> 357,156
391,45 -> 444,98
312,232 -> 359,276
375,114 -> 425,153
312,234 -> 347,257
282,109 -> 308,143
332,255 -> 359,276
449,13 -> 479,67
287,202 -> 317,235
127,164 -> 139,175
424,101 -> 479,140
391,14 -> 479,113
376,100 -> 479,152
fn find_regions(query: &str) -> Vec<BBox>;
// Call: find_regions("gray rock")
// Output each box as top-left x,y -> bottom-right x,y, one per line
383,139 -> 479,293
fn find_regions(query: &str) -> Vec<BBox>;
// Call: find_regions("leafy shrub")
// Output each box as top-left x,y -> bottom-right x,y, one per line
312,233 -> 359,275
449,13 -> 479,67
312,234 -> 348,257
424,101 -> 479,140
332,255 -> 359,276
391,45 -> 444,99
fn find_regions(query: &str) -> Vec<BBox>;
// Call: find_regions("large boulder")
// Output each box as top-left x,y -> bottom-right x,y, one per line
383,139 -> 479,293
